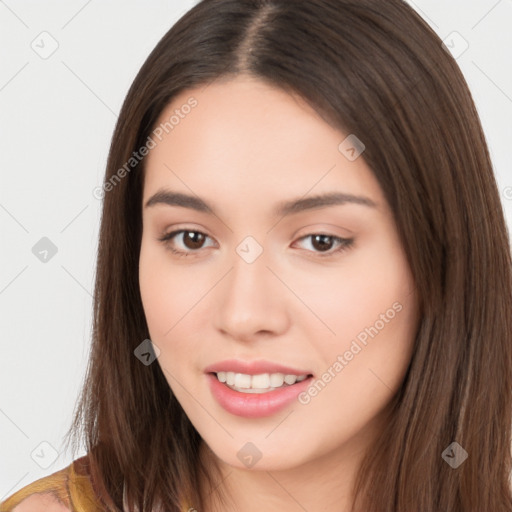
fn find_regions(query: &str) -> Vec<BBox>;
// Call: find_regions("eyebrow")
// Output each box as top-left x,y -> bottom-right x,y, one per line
144,189 -> 377,217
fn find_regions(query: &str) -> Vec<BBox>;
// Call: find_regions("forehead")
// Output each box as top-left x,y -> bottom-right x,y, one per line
142,75 -> 385,214
153,75 -> 337,160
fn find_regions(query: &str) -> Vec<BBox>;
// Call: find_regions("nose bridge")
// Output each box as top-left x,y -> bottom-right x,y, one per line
213,236 -> 289,338
225,239 -> 273,311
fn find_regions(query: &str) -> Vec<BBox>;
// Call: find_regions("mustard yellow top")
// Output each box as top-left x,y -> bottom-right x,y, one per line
0,455 -> 192,511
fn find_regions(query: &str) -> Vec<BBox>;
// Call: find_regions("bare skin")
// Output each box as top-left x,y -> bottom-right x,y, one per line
139,75 -> 419,511
12,493 -> 70,512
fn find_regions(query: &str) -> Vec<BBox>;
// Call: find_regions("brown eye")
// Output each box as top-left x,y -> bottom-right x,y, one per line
310,234 -> 335,252
295,233 -> 354,257
158,229 -> 214,257
181,231 -> 207,250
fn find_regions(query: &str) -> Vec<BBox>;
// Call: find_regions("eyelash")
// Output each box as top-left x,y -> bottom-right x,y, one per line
157,229 -> 354,259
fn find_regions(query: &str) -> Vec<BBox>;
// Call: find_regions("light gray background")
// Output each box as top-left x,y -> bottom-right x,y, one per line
1,0 -> 511,499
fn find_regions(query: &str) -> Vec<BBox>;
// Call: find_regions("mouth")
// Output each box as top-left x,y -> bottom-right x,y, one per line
208,371 -> 314,394
206,371 -> 315,418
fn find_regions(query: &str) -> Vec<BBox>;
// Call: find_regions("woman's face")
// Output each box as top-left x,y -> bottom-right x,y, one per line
139,75 -> 419,472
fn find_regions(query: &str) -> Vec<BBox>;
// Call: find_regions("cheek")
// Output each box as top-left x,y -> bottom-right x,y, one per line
139,239 -> 198,337
138,240 -> 209,380
297,234 -> 418,386
296,239 -> 418,427
295,240 -> 415,344
139,243 -> 171,337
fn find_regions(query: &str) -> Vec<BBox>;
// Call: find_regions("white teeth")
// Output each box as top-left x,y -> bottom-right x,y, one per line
214,371 -> 310,392
251,373 -> 270,388
234,373 -> 251,388
269,373 -> 284,387
284,374 -> 298,385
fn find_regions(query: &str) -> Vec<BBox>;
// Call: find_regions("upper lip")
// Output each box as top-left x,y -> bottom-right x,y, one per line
204,359 -> 313,376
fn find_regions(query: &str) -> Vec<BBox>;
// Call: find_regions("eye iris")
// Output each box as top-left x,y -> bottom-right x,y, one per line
312,234 -> 333,252
184,231 -> 205,249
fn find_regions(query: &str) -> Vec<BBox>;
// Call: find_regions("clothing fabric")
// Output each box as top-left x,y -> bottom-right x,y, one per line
0,455 -> 191,511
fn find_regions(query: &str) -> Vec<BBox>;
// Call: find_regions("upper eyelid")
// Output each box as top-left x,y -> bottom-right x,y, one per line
161,229 -> 216,245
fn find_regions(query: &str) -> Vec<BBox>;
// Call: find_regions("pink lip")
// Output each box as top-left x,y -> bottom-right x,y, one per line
206,373 -> 314,418
204,359 -> 313,376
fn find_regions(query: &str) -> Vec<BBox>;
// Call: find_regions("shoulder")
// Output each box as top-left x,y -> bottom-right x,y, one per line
0,463 -> 71,512
8,492 -> 70,512
0,455 -> 101,512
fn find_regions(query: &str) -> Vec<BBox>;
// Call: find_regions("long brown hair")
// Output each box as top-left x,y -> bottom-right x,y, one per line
64,0 -> 512,510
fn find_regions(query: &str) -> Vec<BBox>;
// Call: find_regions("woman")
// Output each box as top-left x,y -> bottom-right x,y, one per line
2,0 -> 511,510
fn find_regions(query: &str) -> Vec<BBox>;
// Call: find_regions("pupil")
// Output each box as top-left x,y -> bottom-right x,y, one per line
185,232 -> 204,249
313,234 -> 332,251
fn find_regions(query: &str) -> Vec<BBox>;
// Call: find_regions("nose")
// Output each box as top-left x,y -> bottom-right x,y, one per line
213,247 -> 290,342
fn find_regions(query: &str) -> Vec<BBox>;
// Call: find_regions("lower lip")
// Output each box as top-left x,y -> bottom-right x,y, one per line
206,373 -> 314,418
